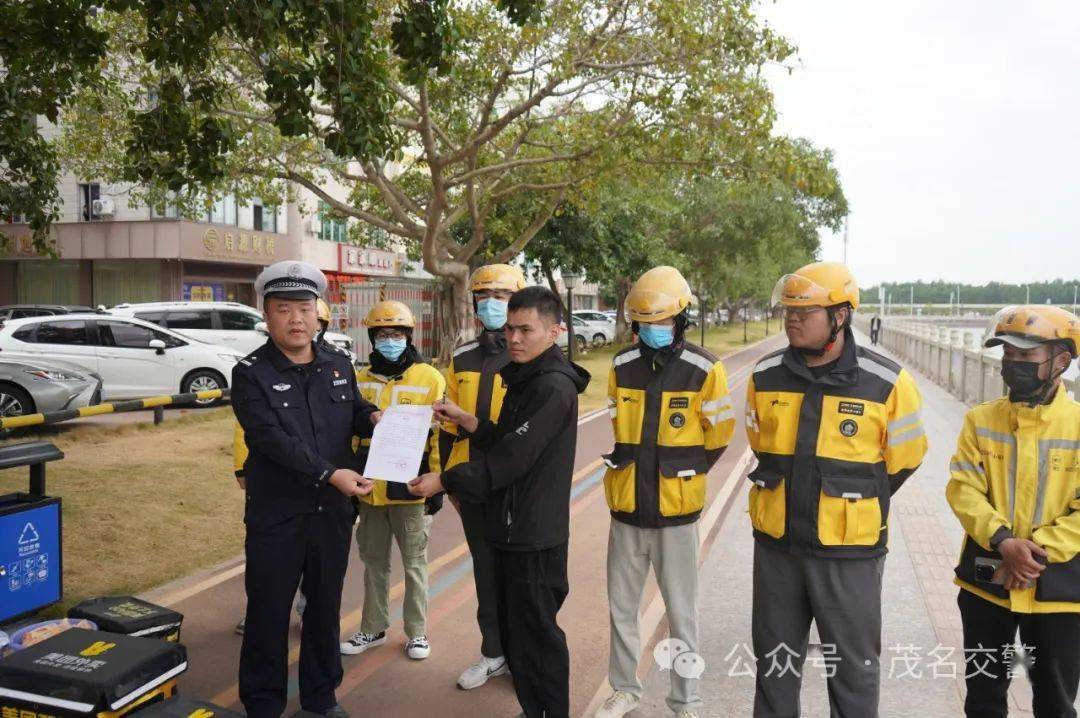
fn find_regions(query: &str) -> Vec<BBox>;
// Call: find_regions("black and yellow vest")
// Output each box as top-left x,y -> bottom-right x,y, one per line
603,342 -> 735,528
746,331 -> 927,558
440,330 -> 510,472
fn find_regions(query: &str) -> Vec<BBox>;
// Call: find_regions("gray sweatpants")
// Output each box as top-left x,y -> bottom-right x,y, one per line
607,519 -> 701,714
752,540 -> 885,718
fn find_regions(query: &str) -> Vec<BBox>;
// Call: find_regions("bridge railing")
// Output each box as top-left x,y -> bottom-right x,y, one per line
855,317 -> 1078,406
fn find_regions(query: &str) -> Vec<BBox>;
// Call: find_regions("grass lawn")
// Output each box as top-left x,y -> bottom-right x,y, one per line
0,408 -> 243,616
572,320 -> 773,413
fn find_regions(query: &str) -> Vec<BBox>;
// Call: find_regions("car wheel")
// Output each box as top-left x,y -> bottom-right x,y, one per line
0,383 -> 35,418
183,370 -> 225,407
575,335 -> 587,353
592,333 -> 606,347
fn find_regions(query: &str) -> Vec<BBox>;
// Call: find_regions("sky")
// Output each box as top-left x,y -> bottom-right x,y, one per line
758,1 -> 1080,287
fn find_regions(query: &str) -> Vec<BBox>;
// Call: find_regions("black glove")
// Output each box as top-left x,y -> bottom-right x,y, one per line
425,493 -> 444,516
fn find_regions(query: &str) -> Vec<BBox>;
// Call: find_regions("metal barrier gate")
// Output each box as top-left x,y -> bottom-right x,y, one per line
341,279 -> 437,362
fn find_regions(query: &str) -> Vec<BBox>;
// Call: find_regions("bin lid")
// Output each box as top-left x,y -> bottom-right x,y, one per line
132,696 -> 244,718
68,597 -> 183,637
0,629 -> 187,714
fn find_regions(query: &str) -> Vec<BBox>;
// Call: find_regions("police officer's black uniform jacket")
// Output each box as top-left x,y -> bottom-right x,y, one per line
442,344 -> 590,550
231,339 -> 378,519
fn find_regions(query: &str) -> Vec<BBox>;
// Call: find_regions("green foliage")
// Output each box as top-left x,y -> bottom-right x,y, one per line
865,279 -> 1080,306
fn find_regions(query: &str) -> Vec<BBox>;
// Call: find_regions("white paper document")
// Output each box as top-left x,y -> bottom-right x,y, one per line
362,404 -> 434,483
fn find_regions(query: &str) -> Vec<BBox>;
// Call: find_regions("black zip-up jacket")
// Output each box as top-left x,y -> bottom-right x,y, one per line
442,344 -> 590,550
232,340 -> 377,520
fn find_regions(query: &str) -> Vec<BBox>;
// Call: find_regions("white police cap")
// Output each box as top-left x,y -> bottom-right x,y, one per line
255,261 -> 327,300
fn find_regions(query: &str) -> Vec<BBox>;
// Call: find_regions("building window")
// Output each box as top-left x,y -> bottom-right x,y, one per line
318,201 -> 348,243
79,183 -> 101,221
1,208 -> 25,223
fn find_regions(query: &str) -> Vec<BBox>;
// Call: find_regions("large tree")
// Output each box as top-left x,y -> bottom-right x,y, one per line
41,0 -> 794,351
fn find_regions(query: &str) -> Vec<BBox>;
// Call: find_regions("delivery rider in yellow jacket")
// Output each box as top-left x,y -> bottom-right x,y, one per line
232,298 -> 342,634
746,262 -> 927,718
946,305 -> 1080,718
439,262 -> 526,690
595,266 -> 734,718
338,300 -> 445,661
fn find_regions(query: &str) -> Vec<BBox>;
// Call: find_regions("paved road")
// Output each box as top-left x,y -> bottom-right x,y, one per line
142,335 -> 784,718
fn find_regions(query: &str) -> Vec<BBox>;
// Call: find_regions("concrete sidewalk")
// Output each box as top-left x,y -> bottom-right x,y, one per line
631,331 -> 1066,717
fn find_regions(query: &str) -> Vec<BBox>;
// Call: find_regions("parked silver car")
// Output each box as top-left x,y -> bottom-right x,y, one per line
0,359 -> 102,419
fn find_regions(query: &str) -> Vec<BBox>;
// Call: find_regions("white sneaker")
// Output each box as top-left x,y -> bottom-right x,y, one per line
339,630 -> 386,655
406,635 -> 431,660
457,655 -> 509,689
594,691 -> 640,718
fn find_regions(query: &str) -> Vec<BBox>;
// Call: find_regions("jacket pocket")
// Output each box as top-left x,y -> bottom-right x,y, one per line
818,474 -> 883,546
602,445 -> 637,514
1036,556 -> 1080,604
658,448 -> 710,517
954,536 -> 1010,599
747,465 -> 786,539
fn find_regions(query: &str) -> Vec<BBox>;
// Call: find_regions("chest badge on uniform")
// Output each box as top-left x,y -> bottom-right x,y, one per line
272,383 -> 292,392
839,419 -> 859,437
838,401 -> 865,416
669,412 -> 686,428
668,397 -> 690,409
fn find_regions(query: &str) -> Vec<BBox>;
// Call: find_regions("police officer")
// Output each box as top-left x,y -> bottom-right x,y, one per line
746,262 -> 927,718
232,298 -> 339,635
340,300 -> 445,661
234,261 -> 378,718
947,305 -> 1080,717
439,263 -> 526,689
595,266 -> 735,718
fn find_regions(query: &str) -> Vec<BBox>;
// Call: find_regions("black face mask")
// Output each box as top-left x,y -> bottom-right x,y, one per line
1001,355 -> 1061,405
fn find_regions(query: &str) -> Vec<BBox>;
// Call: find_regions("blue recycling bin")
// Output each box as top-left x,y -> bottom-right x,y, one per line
0,442 -> 64,624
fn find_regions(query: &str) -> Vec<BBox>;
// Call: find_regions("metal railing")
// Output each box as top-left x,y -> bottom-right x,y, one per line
856,317 -> 1078,406
0,389 -> 228,431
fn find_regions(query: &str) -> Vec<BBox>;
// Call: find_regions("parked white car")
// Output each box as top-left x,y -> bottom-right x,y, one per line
573,314 -> 616,346
111,301 -> 356,360
556,315 -> 601,352
573,310 -> 613,325
0,314 -> 244,405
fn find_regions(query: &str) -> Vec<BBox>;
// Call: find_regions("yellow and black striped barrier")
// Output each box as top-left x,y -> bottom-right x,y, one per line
0,389 -> 230,430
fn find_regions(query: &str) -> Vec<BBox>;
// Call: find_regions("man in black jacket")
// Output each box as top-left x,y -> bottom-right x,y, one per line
409,286 -> 590,718
233,260 -> 378,718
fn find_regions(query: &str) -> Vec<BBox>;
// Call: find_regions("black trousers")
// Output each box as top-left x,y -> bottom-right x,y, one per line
494,542 -> 571,718
240,510 -> 353,718
958,589 -> 1080,718
457,499 -> 503,658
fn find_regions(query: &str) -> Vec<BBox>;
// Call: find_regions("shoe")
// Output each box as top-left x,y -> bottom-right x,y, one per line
321,706 -> 349,718
457,654 -> 509,689
339,630 -> 387,655
674,712 -> 698,718
406,635 -> 431,660
234,618 -> 245,635
594,691 -> 639,718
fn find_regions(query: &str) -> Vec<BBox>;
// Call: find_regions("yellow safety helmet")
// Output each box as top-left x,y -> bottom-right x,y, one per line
985,305 -> 1080,358
316,299 -> 331,323
469,264 -> 527,293
363,300 -> 415,329
625,266 -> 695,323
771,261 -> 860,311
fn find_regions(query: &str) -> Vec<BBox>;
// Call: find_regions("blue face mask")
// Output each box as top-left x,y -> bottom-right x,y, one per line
374,337 -> 407,362
638,323 -> 674,350
476,298 -> 509,331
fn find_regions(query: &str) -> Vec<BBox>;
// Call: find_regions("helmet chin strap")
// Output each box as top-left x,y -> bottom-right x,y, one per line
1027,346 -> 1068,407
799,307 -> 842,358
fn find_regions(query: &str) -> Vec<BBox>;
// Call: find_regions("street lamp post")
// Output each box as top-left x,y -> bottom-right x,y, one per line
563,271 -> 580,363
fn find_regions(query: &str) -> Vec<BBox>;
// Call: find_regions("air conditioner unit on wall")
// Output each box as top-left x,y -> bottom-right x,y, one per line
92,198 -> 115,218
306,217 -> 322,235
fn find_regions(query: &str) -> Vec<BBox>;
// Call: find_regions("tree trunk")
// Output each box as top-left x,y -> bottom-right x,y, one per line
541,259 -> 559,295
434,271 -> 476,365
614,277 -> 632,343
